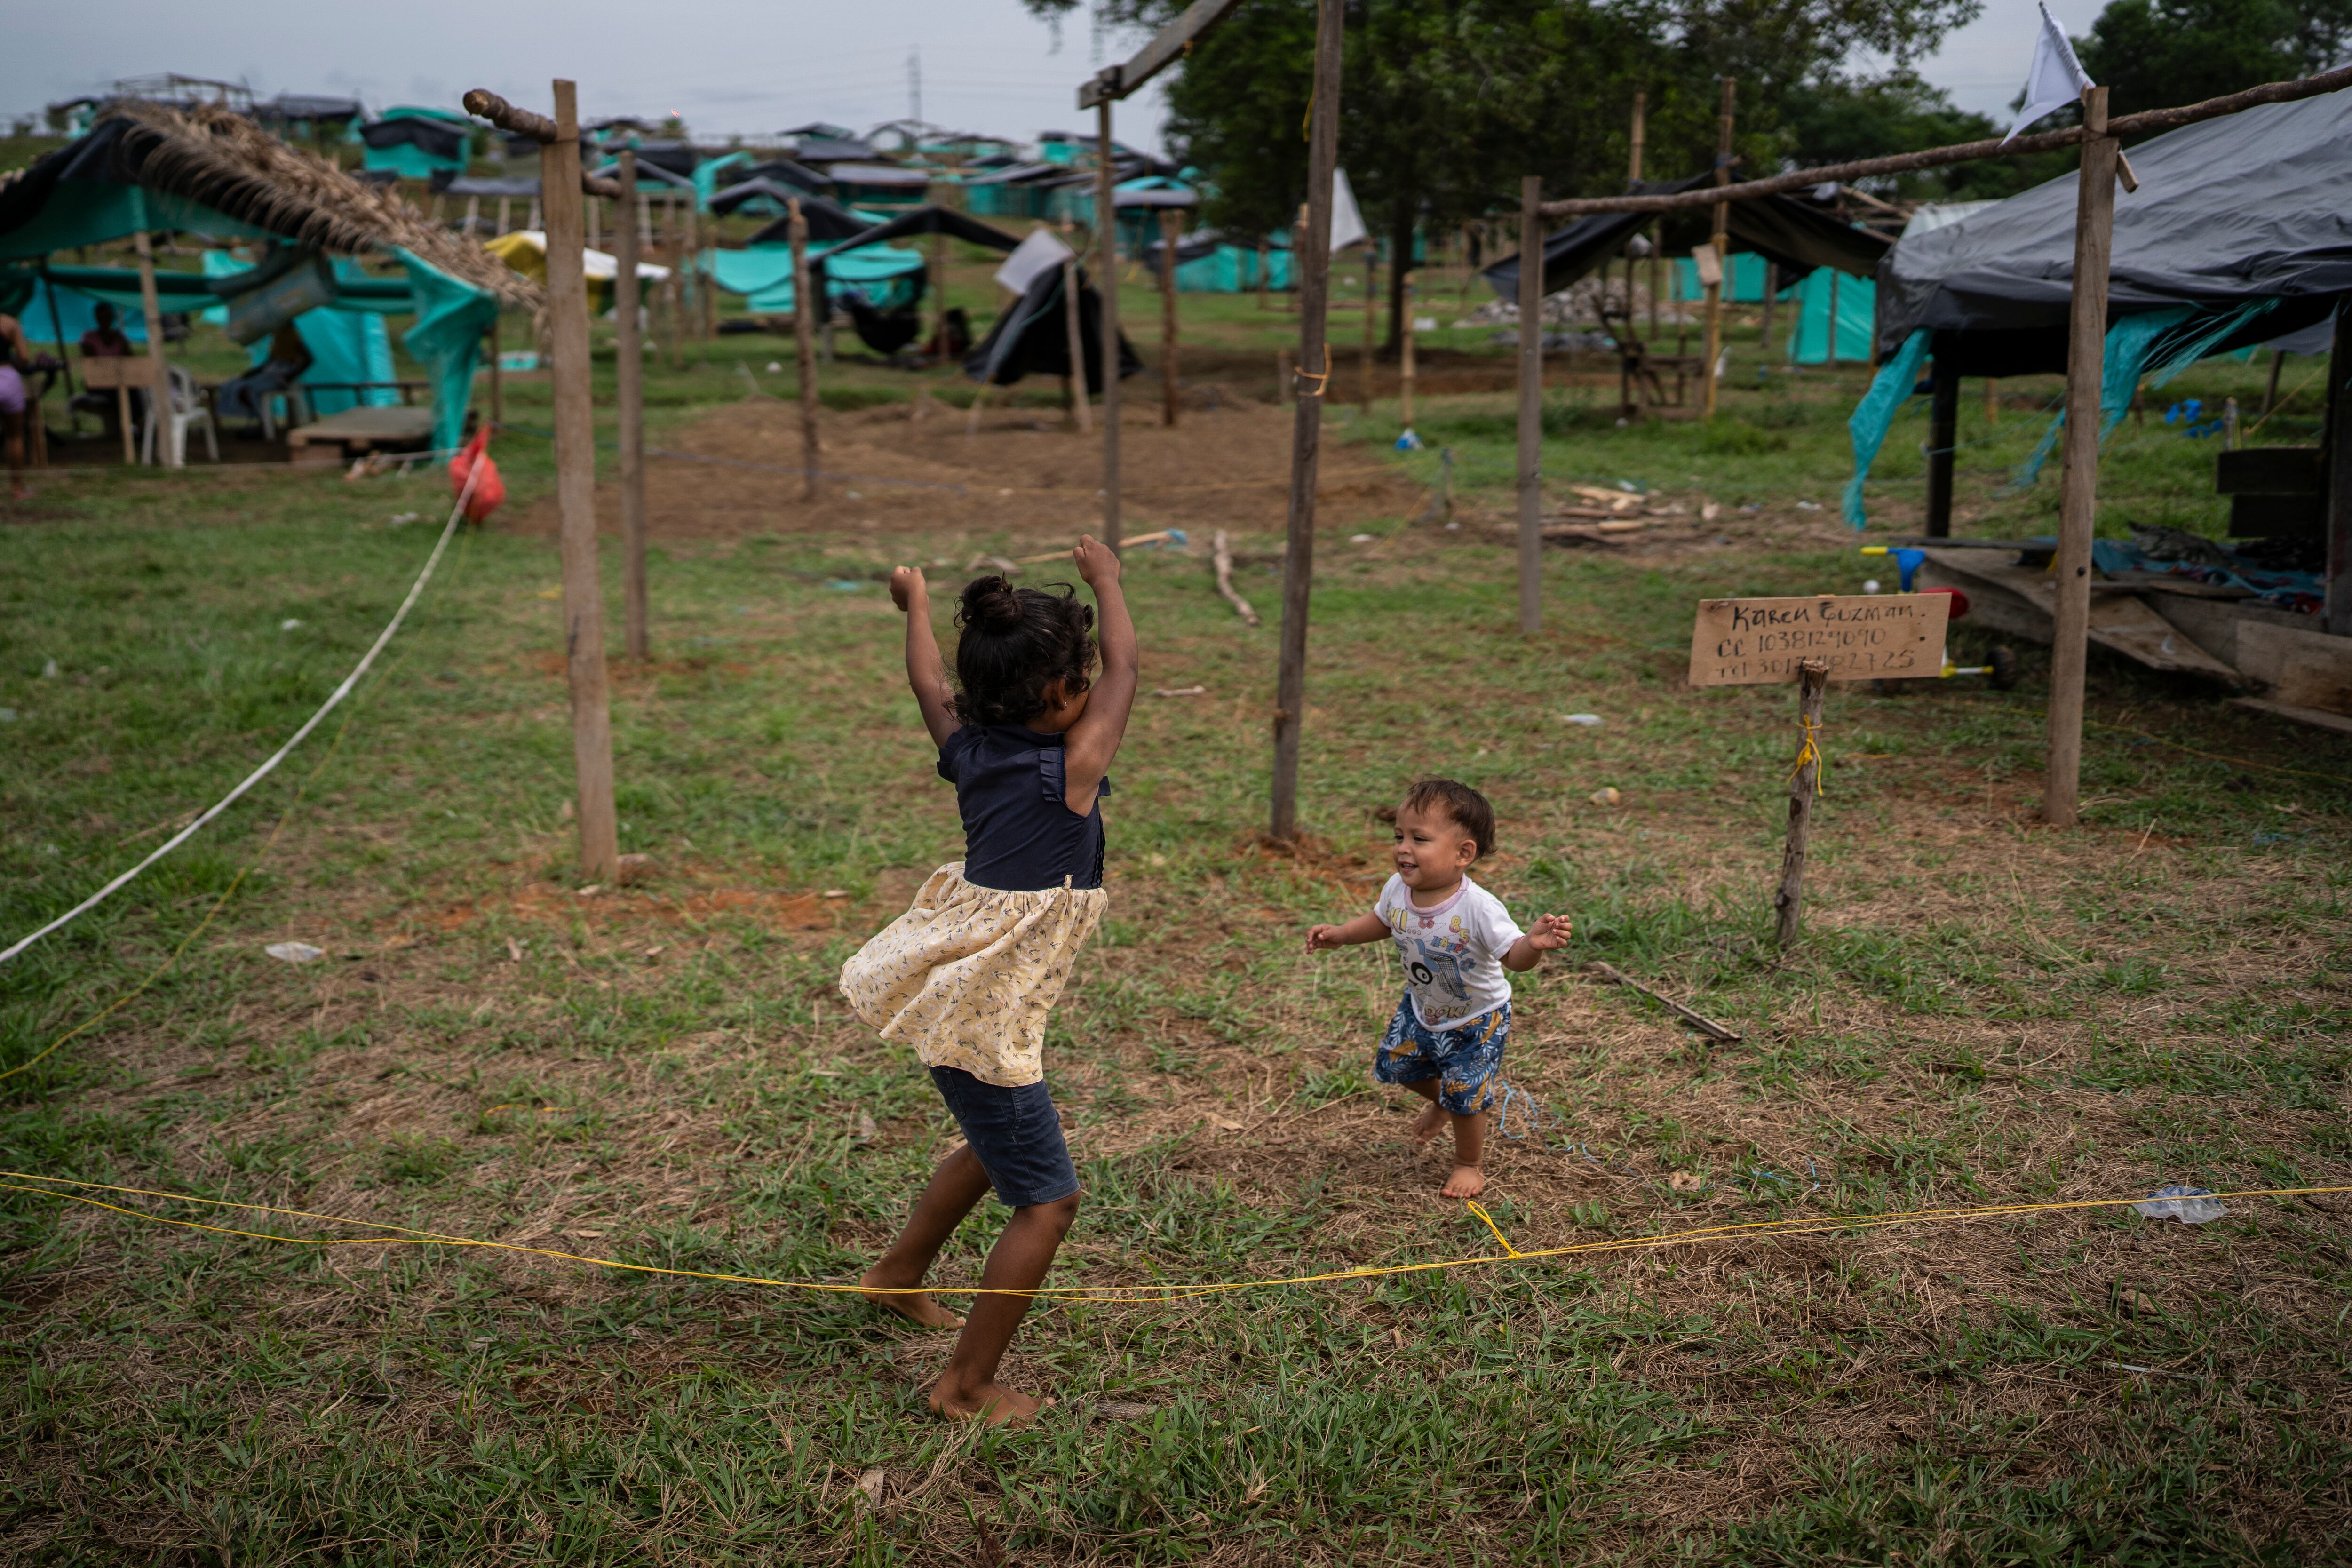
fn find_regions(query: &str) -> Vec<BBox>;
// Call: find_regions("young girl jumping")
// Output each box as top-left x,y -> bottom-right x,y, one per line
841,538 -> 1136,1425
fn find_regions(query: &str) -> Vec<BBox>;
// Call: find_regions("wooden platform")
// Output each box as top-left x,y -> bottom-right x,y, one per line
286,406 -> 436,465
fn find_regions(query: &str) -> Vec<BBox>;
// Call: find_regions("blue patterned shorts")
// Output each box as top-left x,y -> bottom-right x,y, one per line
1373,994 -> 1510,1116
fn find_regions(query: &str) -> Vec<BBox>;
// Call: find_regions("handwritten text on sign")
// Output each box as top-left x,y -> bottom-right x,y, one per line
1688,594 -> 1950,686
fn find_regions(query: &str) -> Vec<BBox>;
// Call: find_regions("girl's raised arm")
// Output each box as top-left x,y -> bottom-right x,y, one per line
890,566 -> 960,749
1060,536 -> 1136,814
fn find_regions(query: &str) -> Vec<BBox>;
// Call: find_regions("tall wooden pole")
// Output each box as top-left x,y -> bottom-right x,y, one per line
2042,85 -> 2120,828
1924,350 -> 1958,540
1269,0 -> 1343,843
1095,97 -> 1122,549
1062,255 -> 1093,433
789,198 -> 820,502
131,229 -> 172,468
615,151 -> 648,662
1628,89 -> 1646,185
1160,207 -> 1181,427
544,80 -> 620,882
681,193 -> 700,358
1772,659 -> 1829,947
1703,77 -> 1735,417
1359,243 -> 1375,414
1515,174 -> 1544,634
2325,313 -> 2352,635
1399,273 -> 1416,429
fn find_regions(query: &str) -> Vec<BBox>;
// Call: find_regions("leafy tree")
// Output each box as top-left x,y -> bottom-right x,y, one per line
1025,0 -> 1987,342
2074,0 -> 2352,122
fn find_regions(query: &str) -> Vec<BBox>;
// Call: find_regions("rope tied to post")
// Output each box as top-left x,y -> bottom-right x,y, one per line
1788,714 -> 1827,796
1294,346 -> 1332,398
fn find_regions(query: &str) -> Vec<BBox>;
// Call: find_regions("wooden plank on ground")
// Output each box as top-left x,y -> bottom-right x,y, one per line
2236,621 -> 2352,713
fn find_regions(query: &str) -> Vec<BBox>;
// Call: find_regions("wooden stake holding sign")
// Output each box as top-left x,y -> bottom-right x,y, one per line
1687,592 -> 1953,943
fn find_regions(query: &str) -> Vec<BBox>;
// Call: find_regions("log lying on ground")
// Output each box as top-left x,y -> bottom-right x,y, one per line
1588,961 -> 1742,1042
1214,529 -> 1260,625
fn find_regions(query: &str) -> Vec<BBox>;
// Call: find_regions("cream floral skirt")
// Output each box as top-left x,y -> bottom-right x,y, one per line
839,862 -> 1107,1088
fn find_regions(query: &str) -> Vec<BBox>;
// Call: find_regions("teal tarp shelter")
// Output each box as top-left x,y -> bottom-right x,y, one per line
358,106 -> 477,181
705,242 -> 927,314
1785,269 -> 1875,365
1176,243 -> 1290,293
203,251 -> 399,415
0,99 -> 536,452
1670,251 -> 1776,303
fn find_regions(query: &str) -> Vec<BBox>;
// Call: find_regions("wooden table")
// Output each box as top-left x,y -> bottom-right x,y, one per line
286,406 -> 438,466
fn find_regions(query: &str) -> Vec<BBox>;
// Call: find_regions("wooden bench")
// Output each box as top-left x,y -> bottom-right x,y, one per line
286,405 -> 438,466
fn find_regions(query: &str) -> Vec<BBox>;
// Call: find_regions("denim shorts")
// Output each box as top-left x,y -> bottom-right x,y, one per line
1373,994 -> 1511,1116
929,1066 -> 1080,1208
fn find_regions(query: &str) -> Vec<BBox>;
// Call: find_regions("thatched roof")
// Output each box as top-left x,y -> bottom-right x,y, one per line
1,101 -> 538,308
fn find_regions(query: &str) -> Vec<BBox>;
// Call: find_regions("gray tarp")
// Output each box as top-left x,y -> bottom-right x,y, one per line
1875,84 -> 2352,367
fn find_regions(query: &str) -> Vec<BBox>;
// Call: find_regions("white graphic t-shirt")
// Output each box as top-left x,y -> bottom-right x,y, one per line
1375,874 -> 1526,1031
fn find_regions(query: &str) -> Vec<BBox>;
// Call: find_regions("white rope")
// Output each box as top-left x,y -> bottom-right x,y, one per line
0,463 -> 481,968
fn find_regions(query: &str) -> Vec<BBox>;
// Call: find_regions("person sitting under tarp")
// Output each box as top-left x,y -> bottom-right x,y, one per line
69,302 -> 137,438
214,322 -> 316,436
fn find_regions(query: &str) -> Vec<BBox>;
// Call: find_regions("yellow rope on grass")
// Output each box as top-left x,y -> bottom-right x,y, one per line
6,1170 -> 2344,1305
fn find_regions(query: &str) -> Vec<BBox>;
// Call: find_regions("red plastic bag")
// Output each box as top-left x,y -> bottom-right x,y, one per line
449,426 -> 506,524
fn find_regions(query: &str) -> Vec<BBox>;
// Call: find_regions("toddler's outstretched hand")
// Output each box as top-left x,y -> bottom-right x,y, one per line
890,565 -> 927,613
1526,913 -> 1573,951
1305,924 -> 1344,953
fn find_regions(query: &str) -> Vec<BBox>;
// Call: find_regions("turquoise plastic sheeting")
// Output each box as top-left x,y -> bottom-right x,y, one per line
1784,269 -> 1875,366
1841,328 -> 1931,529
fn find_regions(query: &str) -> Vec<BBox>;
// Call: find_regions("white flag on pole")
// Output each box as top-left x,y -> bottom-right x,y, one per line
1330,167 -> 1368,250
2005,0 -> 2096,143
995,225 -> 1075,294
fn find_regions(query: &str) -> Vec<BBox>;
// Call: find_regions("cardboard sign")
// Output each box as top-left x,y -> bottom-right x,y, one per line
1690,243 -> 1722,288
1689,594 -> 1950,686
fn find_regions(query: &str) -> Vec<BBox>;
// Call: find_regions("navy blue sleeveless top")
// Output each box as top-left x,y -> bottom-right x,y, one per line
938,724 -> 1109,891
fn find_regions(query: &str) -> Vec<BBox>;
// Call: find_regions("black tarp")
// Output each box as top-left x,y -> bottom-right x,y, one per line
1142,229 -> 1227,271
358,116 -> 468,162
734,158 -> 833,194
963,263 -> 1142,390
1876,84 -> 2352,371
707,178 -> 848,222
771,204 -> 1024,255
1485,173 -> 1890,302
844,292 -> 925,355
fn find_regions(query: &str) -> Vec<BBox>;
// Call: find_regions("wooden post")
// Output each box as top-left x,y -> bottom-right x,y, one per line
1515,174 -> 1543,635
789,198 -> 819,501
1359,242 -> 1375,414
1061,256 -> 1093,433
2043,85 -> 2120,828
587,189 -> 601,254
1269,0 -> 1343,843
682,193 -> 700,358
2319,301 -> 2350,633
931,221 -> 948,359
1826,271 -> 1840,368
1257,237 -> 1270,310
497,196 -> 512,235
465,194 -> 481,234
487,315 -> 503,427
1772,658 -> 1829,947
1703,77 -> 1735,417
543,80 -> 621,882
131,229 -> 172,468
1760,261 -> 1776,348
1160,207 -> 1181,426
1095,96 -> 1122,549
1924,350 -> 1958,539
1628,89 -> 1646,185
1276,346 -> 1292,403
616,151 -> 648,662
1399,272 -> 1416,429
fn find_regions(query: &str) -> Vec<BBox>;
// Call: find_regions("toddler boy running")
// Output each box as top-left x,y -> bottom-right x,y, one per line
1305,779 -> 1571,1197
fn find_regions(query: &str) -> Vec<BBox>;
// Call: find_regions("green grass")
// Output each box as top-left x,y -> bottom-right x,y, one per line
3,297 -> 2350,1563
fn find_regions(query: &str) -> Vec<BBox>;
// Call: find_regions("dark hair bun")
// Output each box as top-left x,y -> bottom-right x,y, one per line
960,574 -> 1025,633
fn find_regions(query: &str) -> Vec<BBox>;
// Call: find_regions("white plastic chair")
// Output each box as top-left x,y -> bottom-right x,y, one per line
141,364 -> 219,466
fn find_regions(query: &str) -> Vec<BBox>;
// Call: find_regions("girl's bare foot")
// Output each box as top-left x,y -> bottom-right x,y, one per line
858,1266 -> 965,1330
1441,1164 -> 1485,1199
929,1377 -> 1050,1426
1410,1099 -> 1447,1143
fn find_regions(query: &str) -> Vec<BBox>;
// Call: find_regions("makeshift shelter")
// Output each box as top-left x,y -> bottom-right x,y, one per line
1487,174 -> 1887,302
701,243 -> 922,319
1140,227 -> 1291,294
200,250 -> 397,416
1854,85 -> 2352,712
485,230 -> 669,314
0,100 -> 534,452
1783,268 -> 1875,365
825,163 -> 930,207
358,106 -> 477,181
1669,251 -> 1775,302
964,262 -> 1141,391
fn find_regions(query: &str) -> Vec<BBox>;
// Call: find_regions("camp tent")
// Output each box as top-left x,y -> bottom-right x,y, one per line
1139,227 -> 1292,294
964,261 -> 1142,390
484,230 -> 670,315
0,100 -> 534,451
359,106 -> 477,180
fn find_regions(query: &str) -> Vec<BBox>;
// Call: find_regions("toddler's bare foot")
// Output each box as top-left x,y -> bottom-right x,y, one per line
929,1377 -> 1050,1426
1410,1099 -> 1447,1144
858,1266 -> 965,1330
1442,1164 -> 1486,1199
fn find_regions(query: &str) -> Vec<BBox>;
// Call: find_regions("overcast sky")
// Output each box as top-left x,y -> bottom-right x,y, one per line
9,0 -> 2052,155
